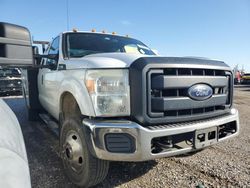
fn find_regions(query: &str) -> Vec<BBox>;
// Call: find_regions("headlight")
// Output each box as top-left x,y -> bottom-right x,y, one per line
85,69 -> 130,116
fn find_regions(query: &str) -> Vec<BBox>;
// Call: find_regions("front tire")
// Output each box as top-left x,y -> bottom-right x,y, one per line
60,118 -> 109,187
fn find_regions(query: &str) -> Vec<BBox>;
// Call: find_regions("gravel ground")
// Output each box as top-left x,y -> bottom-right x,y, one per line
3,85 -> 250,188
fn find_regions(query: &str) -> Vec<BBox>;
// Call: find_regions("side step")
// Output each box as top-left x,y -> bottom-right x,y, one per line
39,113 -> 59,137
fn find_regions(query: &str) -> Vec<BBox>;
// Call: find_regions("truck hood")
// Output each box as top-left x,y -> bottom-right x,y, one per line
64,53 -> 229,70
65,53 -> 152,69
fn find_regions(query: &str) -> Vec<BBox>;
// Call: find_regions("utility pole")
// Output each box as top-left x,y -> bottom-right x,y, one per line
66,0 -> 69,31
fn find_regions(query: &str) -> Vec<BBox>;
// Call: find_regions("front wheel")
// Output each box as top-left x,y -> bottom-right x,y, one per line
60,118 -> 109,187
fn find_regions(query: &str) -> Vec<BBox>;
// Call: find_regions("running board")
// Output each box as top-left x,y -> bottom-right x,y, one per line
39,113 -> 59,137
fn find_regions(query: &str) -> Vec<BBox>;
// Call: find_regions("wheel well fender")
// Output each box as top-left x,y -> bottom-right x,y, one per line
58,78 -> 95,118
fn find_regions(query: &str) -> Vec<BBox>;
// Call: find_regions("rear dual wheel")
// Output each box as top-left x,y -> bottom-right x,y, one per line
60,117 -> 109,187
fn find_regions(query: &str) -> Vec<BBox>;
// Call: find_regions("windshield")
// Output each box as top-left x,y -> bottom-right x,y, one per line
66,33 -> 155,58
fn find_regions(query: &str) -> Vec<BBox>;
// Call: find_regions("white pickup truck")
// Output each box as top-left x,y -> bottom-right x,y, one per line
0,23 -> 239,187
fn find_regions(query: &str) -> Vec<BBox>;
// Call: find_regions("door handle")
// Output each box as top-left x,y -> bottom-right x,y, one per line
42,75 -> 44,85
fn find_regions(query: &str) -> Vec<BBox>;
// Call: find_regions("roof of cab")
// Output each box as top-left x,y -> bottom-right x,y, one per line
61,30 -> 131,39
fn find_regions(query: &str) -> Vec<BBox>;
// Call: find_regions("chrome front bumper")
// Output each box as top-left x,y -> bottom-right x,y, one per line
83,108 -> 239,162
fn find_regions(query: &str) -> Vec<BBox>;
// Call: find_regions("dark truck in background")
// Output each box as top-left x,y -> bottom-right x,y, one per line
0,67 -> 22,96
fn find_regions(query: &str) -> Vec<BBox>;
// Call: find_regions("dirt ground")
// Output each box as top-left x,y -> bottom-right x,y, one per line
3,85 -> 250,188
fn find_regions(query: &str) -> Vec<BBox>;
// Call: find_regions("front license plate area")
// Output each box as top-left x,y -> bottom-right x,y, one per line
194,127 -> 218,149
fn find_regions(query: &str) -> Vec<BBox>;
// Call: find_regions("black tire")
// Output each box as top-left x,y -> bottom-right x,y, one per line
60,118 -> 109,187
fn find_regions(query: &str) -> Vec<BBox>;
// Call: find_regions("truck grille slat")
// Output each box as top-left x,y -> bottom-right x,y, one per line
163,105 -> 225,117
151,76 -> 228,90
152,94 -> 227,111
163,68 -> 225,76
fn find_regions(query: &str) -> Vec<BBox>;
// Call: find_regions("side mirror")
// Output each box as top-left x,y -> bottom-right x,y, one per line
34,53 -> 58,61
33,53 -> 58,70
0,22 -> 33,67
46,54 -> 59,70
47,53 -> 59,61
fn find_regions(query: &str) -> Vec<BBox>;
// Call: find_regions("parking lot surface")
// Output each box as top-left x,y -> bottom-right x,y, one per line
3,85 -> 250,188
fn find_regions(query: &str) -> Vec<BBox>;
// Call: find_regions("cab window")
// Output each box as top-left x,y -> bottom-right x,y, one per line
46,37 -> 59,66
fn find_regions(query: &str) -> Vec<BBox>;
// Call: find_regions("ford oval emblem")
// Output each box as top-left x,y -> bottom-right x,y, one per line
188,84 -> 213,101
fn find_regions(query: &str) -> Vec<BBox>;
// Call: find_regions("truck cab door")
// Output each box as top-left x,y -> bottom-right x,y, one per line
38,37 -> 60,117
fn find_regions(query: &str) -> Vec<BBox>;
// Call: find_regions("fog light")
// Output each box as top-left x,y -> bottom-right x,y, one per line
105,133 -> 135,153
